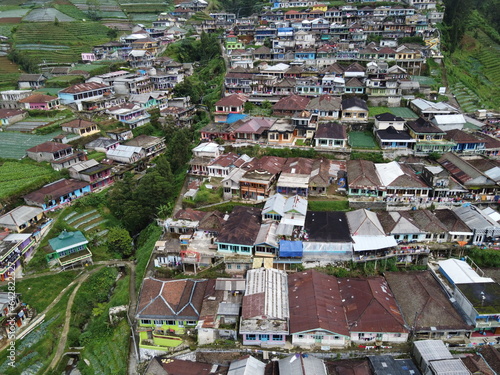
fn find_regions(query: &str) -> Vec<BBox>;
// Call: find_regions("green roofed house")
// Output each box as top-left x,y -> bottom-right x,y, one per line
47,230 -> 93,268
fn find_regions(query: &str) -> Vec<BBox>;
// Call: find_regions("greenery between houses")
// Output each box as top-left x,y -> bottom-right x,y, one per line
135,223 -> 162,292
308,200 -> 350,212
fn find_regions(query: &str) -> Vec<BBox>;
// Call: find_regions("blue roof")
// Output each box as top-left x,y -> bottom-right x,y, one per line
279,240 -> 303,257
225,113 -> 248,124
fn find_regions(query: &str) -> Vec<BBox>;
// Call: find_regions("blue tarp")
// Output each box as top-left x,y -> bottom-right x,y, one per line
279,240 -> 303,258
225,113 -> 248,124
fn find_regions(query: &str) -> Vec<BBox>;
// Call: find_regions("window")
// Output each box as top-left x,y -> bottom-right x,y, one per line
358,333 -> 365,338
412,235 -> 418,239
313,335 -> 323,340
236,264 -> 241,270
272,335 -> 282,341
154,320 -> 164,325
394,235 -> 400,239
426,233 -> 432,239
186,321 -> 197,326
247,334 -> 256,340
141,319 -> 151,325
227,264 -> 232,269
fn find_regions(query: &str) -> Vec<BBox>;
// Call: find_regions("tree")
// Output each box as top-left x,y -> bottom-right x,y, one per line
106,227 -> 133,258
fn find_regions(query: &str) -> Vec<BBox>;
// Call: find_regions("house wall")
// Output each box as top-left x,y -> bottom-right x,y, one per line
350,331 -> 408,344
242,333 -> 286,346
138,318 -> 198,334
217,242 -> 253,255
292,331 -> 349,348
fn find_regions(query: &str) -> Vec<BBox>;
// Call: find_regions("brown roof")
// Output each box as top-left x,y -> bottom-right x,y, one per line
315,122 -> 346,140
26,141 -> 72,154
282,157 -> 314,175
174,208 -> 206,221
215,94 -> 248,107
385,271 -> 472,333
433,209 -> 471,233
306,94 -> 341,112
62,118 -> 95,129
288,270 -> 349,336
345,62 -> 365,72
198,211 -> 224,233
18,93 -> 58,103
148,357 -> 217,375
338,277 -> 408,334
462,354 -> 496,375
474,132 -> 500,149
445,129 -> 484,144
136,278 -> 207,320
0,109 -> 25,118
24,179 -> 89,205
478,346 -> 500,373
59,82 -> 109,94
273,94 -> 310,111
325,358 -> 372,375
243,156 -> 286,175
389,163 -> 429,189
216,206 -> 261,246
346,160 -> 381,189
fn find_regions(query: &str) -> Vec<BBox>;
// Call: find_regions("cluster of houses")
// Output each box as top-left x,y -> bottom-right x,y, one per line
143,340 -> 500,375
136,260 -> 500,361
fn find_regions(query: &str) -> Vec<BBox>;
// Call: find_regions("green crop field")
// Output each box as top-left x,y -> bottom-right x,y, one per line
0,161 -> 58,200
0,131 -> 61,159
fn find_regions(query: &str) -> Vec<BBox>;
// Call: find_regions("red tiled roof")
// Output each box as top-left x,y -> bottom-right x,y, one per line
26,141 -> 72,154
62,119 -> 95,129
0,109 -> 25,118
18,94 -> 58,103
215,94 -> 248,107
59,82 -> 109,94
24,179 -> 89,204
273,94 -> 310,111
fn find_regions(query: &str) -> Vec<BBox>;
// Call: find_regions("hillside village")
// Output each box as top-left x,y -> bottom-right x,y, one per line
0,0 -> 500,373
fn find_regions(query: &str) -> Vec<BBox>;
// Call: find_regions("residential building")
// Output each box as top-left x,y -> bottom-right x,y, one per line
341,97 -> 368,122
85,137 -> 120,153
58,82 -> 112,111
125,135 -> 166,158
385,271 -> 473,342
216,206 -> 261,256
240,268 -> 289,346
68,160 -> 114,191
107,103 -> 151,129
0,232 -> 37,281
26,142 -> 86,171
314,122 -> 347,149
0,206 -> 44,233
136,278 -> 207,351
47,230 -> 93,268
18,74 -> 46,90
0,109 -> 27,127
405,117 -> 455,155
106,145 -> 146,164
23,179 -> 91,210
61,119 -> 100,137
288,270 -> 350,348
338,277 -> 409,344
18,93 -> 60,111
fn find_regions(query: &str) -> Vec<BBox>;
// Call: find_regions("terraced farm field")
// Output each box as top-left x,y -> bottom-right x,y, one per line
0,161 -> 58,200
13,22 -> 110,64
447,30 -> 500,111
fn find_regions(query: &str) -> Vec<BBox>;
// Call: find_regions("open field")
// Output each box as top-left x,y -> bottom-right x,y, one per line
0,56 -> 21,90
348,131 -> 379,149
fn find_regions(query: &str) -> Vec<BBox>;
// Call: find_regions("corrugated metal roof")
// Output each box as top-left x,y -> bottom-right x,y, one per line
228,356 -> 266,375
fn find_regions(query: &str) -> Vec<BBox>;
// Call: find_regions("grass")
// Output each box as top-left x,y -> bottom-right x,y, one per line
348,131 -> 379,149
0,270 -> 79,312
135,224 -> 162,292
368,106 -> 418,119
308,199 -> 350,211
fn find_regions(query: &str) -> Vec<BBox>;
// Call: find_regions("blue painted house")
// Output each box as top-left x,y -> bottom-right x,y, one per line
216,206 -> 261,256
24,179 -> 91,210
294,48 -> 316,61
444,129 -> 486,154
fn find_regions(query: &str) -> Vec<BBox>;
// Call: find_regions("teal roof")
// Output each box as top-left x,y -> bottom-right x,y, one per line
49,230 -> 88,252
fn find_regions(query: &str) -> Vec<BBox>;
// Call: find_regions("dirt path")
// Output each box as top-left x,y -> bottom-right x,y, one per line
45,272 -> 91,374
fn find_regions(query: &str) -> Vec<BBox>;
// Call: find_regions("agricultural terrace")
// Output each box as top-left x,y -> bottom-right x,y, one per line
447,28 -> 500,111
0,161 -> 58,201
0,56 -> 21,91
0,131 -> 61,159
13,22 -> 111,64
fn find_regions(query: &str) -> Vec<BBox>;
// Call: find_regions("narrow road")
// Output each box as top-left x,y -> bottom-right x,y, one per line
45,272 -> 91,374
